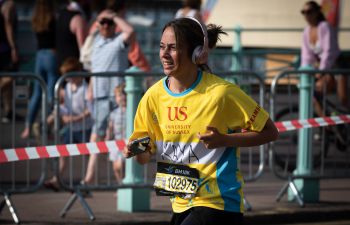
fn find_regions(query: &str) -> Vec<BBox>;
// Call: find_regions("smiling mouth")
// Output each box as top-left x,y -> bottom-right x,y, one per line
163,61 -> 173,66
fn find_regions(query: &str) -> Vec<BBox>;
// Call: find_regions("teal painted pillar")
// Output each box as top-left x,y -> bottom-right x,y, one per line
228,26 -> 242,85
230,25 -> 251,94
289,66 -> 319,202
117,71 -> 150,212
231,25 -> 242,71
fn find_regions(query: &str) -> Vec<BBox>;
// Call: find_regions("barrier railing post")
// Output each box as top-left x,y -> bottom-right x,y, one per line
228,26 -> 242,85
231,25 -> 242,71
117,73 -> 150,212
230,26 -> 252,94
290,66 -> 319,202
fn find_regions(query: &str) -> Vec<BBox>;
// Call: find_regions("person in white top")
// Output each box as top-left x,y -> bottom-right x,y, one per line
175,0 -> 203,23
44,57 -> 92,191
105,83 -> 127,185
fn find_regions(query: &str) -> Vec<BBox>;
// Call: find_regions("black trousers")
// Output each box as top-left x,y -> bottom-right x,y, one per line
170,206 -> 243,225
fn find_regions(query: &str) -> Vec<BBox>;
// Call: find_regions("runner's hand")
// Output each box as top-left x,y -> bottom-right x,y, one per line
123,144 -> 134,158
197,126 -> 225,149
123,142 -> 151,160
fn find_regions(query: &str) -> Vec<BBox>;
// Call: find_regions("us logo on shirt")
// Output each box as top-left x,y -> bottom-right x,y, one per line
167,107 -> 188,121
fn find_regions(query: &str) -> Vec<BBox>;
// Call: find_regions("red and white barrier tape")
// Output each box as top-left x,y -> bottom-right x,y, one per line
0,140 -> 126,164
0,114 -> 349,164
275,114 -> 350,132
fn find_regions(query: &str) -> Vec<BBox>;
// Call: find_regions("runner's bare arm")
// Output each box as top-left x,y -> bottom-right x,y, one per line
198,118 -> 279,149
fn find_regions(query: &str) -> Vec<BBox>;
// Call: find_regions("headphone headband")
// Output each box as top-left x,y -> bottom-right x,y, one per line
183,17 -> 209,65
185,17 -> 209,54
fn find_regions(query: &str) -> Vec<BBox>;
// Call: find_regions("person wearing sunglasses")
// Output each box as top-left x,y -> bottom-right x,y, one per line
87,0 -> 151,73
300,1 -> 341,117
82,9 -> 135,186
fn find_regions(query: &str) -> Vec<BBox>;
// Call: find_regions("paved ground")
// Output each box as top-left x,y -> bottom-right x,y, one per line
1,170 -> 350,225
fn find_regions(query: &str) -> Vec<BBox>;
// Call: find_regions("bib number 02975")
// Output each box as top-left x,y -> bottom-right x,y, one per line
155,173 -> 198,194
153,162 -> 199,198
167,176 -> 197,192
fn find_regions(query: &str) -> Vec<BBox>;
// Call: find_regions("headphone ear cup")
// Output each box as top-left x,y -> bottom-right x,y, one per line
192,46 -> 202,64
192,46 -> 208,65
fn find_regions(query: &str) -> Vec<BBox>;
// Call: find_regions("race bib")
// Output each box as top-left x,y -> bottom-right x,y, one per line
153,162 -> 199,199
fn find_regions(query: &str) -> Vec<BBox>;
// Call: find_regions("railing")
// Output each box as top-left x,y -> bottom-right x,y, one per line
0,73 -> 48,224
269,69 -> 350,206
52,71 -> 160,220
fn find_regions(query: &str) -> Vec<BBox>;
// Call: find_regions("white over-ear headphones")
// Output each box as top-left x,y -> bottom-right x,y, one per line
185,17 -> 209,65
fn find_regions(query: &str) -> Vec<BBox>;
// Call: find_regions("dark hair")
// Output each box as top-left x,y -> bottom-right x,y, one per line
162,18 -> 227,60
106,0 -> 126,13
32,0 -> 55,33
183,0 -> 202,10
114,83 -> 126,95
305,1 -> 326,23
60,57 -> 83,74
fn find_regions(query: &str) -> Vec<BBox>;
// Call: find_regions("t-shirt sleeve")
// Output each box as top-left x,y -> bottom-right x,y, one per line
222,85 -> 269,132
129,94 -> 157,154
115,33 -> 127,49
318,22 -> 337,70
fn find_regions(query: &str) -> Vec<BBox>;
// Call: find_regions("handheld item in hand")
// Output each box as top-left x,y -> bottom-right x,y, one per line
130,136 -> 150,156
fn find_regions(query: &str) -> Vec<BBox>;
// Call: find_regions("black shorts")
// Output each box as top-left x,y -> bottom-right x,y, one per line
336,53 -> 350,69
0,51 -> 11,71
0,50 -> 18,71
170,206 -> 243,225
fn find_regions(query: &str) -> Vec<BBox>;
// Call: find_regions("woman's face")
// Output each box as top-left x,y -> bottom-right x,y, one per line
301,3 -> 318,25
159,27 -> 180,77
159,26 -> 191,77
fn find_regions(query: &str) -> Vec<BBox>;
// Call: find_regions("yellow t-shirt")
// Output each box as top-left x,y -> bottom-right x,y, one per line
130,71 -> 269,213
